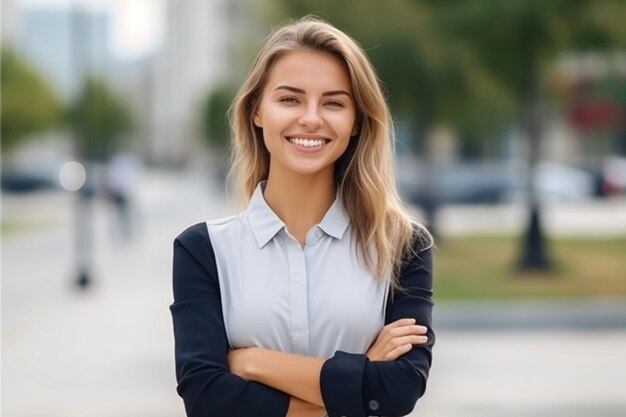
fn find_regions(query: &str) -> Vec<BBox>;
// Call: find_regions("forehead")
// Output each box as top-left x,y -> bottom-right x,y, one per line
264,49 -> 352,93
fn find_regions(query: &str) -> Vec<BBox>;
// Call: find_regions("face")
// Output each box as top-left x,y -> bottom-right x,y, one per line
253,49 -> 358,180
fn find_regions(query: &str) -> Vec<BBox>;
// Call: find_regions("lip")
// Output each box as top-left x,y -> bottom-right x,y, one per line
285,133 -> 329,140
284,135 -> 330,153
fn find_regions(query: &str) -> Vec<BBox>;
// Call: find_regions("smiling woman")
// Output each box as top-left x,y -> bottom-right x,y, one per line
170,16 -> 435,417
253,49 -> 357,189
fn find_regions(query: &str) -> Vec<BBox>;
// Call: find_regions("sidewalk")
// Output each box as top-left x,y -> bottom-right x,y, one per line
412,329 -> 626,417
3,169 -> 229,417
3,168 -> 626,417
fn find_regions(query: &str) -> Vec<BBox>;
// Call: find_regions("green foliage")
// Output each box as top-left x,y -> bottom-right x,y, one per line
69,76 -> 132,161
427,0 -> 625,93
270,0 -> 626,151
271,0 -> 516,148
1,47 -> 63,151
201,85 -> 236,150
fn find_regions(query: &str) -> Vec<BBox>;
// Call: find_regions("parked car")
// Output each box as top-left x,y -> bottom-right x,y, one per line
602,155 -> 626,196
533,160 -> 595,202
1,166 -> 59,192
396,157 -> 519,205
396,156 -> 597,206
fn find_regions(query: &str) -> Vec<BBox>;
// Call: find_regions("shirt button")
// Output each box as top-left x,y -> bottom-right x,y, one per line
368,399 -> 380,411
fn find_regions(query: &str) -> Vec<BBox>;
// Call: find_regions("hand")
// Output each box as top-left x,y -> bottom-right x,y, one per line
366,318 -> 428,361
228,347 -> 254,379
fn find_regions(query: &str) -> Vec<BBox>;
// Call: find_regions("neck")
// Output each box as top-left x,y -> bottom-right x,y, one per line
263,172 -> 335,244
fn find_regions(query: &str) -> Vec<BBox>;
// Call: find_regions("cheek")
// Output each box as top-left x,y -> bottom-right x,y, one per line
329,111 -> 357,137
260,130 -> 275,153
340,137 -> 352,154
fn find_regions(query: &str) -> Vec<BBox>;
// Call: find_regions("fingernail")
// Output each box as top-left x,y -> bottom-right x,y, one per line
407,318 -> 416,324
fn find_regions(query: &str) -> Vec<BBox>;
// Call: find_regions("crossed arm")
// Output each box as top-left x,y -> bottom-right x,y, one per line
228,318 -> 429,415
170,223 -> 434,417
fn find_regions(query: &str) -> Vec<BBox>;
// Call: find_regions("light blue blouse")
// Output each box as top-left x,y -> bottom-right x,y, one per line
206,181 -> 389,358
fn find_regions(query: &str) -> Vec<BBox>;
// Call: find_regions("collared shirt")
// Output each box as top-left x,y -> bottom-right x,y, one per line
206,181 -> 389,358
171,200 -> 434,416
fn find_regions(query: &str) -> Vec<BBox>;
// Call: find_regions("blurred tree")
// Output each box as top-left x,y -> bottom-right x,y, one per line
270,0 -> 625,270
1,47 -> 63,152
272,0 -> 514,148
69,76 -> 132,161
425,0 -> 626,270
271,0 -> 516,237
201,85 -> 236,151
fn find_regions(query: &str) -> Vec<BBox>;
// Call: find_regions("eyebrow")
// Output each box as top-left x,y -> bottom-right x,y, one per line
273,85 -> 352,98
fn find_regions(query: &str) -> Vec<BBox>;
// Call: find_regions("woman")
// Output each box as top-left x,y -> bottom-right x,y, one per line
170,17 -> 434,417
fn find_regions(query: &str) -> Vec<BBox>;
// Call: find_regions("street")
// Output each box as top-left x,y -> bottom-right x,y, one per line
3,168 -> 626,417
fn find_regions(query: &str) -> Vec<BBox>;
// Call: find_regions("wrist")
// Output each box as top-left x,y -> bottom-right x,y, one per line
243,347 -> 262,380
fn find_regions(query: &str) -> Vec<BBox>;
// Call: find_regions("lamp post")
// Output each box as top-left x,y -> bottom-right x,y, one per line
71,3 -> 93,289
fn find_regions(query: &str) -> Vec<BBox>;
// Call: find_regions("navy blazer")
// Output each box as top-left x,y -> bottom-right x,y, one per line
170,222 -> 435,417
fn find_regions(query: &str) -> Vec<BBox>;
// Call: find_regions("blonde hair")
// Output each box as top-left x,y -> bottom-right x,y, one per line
228,16 -> 432,286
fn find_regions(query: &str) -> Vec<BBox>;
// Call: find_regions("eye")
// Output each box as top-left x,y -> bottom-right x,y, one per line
325,100 -> 345,108
278,96 -> 299,104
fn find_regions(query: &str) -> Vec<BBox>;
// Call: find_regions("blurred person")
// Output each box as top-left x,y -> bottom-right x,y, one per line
104,150 -> 140,240
170,17 -> 434,417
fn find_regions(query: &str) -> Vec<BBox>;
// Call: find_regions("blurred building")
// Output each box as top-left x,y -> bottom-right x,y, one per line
2,0 -> 18,44
147,0 -> 261,166
3,0 -> 266,167
13,7 -> 112,102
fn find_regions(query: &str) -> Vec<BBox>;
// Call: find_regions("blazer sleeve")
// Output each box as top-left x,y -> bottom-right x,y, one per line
170,222 -> 290,417
319,231 -> 435,417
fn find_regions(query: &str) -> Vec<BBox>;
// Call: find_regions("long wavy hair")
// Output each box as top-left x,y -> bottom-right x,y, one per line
228,16 -> 432,286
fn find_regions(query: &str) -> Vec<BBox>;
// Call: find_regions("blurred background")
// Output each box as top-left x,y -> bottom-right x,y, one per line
2,0 -> 625,416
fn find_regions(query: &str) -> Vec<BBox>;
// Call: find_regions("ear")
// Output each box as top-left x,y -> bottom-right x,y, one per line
351,124 -> 360,136
253,112 -> 263,128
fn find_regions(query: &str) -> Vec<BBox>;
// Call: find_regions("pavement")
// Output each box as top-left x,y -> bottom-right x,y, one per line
3,168 -> 626,417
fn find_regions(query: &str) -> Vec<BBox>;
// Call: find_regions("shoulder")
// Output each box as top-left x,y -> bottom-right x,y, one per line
175,215 -> 239,246
205,214 -> 246,237
175,222 -> 210,248
173,222 -> 218,279
174,215 -> 246,264
206,214 -> 239,227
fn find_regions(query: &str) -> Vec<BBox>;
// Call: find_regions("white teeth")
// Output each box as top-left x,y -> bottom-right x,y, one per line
288,137 -> 327,148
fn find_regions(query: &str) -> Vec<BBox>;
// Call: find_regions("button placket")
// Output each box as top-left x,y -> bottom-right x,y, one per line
285,234 -> 310,353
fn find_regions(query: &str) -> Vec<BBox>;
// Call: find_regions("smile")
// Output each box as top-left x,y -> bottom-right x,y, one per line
286,137 -> 330,148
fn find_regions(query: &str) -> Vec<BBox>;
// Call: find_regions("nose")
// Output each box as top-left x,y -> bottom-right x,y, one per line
297,103 -> 323,129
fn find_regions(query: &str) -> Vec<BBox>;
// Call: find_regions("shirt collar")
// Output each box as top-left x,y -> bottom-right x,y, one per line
318,194 -> 350,240
247,182 -> 285,248
246,181 -> 350,248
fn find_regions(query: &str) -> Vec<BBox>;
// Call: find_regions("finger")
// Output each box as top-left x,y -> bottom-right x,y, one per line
380,334 -> 428,357
384,319 -> 427,332
384,343 -> 412,361
368,331 -> 428,361
388,334 -> 428,348
380,321 -> 426,339
383,318 -> 416,331
376,326 -> 427,352
387,325 -> 428,338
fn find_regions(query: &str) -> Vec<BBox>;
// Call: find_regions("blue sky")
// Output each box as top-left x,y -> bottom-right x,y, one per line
17,0 -> 165,60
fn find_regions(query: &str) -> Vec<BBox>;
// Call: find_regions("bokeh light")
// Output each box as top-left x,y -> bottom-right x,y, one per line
58,160 -> 86,191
